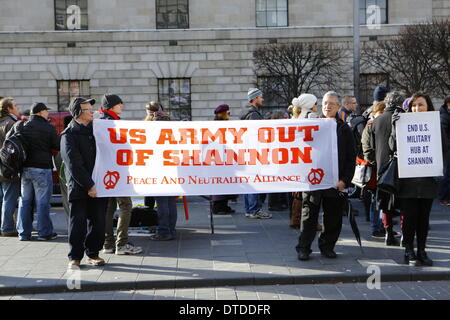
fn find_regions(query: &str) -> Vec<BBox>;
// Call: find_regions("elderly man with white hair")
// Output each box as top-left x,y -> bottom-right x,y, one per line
296,91 -> 356,261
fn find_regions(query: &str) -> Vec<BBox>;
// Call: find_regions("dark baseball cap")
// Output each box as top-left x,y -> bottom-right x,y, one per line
102,94 -> 123,110
31,102 -> 51,114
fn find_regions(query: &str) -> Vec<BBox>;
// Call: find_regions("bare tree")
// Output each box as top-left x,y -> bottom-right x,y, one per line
253,42 -> 350,106
361,19 -> 450,97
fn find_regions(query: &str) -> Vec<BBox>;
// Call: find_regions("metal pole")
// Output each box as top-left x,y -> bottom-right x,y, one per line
353,0 -> 361,105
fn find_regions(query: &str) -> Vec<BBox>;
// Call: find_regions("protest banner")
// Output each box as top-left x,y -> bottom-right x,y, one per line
91,119 -> 339,197
395,111 -> 443,178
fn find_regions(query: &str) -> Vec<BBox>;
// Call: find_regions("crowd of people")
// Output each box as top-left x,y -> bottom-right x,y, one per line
0,86 -> 449,269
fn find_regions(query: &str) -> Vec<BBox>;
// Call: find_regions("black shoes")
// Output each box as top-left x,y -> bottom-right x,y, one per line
320,249 -> 337,259
417,250 -> 433,266
297,248 -> 312,261
297,251 -> 310,261
372,230 -> 386,238
385,228 -> 399,246
404,250 -> 419,266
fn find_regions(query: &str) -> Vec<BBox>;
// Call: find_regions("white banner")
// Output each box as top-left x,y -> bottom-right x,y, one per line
396,111 -> 443,178
91,119 -> 339,197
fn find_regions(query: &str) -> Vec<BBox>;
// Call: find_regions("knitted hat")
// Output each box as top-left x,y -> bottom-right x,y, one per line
297,93 -> 317,110
101,94 -> 123,110
373,86 -> 389,102
248,88 -> 263,102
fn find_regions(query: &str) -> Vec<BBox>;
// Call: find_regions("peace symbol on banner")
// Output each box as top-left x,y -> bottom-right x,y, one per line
308,168 -> 324,185
104,171 -> 120,190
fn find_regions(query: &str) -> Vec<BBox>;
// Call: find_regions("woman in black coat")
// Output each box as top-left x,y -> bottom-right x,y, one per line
397,93 -> 443,266
439,96 -> 450,204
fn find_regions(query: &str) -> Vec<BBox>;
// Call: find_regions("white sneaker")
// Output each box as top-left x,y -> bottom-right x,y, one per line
115,243 -> 143,255
103,247 -> 115,254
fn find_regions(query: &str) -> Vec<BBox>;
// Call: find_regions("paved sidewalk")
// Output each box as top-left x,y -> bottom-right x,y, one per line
1,196 -> 450,296
4,280 -> 450,300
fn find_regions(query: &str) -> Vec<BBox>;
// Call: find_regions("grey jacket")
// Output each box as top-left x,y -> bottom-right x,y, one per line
240,104 -> 263,120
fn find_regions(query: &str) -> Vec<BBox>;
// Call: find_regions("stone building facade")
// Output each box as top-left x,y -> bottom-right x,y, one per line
0,0 -> 448,120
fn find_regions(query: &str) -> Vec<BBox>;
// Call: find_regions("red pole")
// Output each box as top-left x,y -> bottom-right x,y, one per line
183,196 -> 189,220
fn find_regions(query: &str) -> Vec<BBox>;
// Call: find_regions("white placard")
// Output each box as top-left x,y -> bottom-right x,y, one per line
396,111 -> 443,178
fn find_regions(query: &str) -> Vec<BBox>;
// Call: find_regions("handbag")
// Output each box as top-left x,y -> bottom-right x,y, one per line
351,157 -> 372,188
377,155 -> 398,194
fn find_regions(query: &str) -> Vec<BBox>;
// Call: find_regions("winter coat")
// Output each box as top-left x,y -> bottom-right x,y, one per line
361,118 -> 376,166
368,106 -> 402,176
0,114 -> 17,146
20,115 -> 60,169
240,104 -> 263,120
60,120 -> 97,201
335,118 -> 357,188
440,104 -> 450,151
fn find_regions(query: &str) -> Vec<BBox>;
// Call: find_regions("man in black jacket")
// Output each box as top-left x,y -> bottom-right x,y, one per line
61,97 -> 108,269
16,103 -> 60,241
296,91 -> 356,261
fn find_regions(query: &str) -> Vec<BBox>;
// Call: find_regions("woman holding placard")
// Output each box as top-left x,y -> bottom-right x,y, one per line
397,93 -> 441,266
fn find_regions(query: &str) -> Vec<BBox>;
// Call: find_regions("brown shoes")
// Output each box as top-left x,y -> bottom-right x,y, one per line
87,256 -> 105,266
68,260 -> 81,269
0,231 -> 18,237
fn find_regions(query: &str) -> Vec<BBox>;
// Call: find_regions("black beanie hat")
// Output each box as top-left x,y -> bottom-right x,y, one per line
101,94 -> 123,110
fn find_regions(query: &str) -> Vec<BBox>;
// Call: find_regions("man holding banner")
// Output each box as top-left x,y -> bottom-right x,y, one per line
61,97 -> 108,269
296,91 -> 356,261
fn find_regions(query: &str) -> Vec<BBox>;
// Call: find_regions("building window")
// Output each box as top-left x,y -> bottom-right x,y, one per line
257,76 -> 288,118
359,73 -> 389,109
156,0 -> 189,29
158,78 -> 191,120
55,0 -> 88,30
359,0 -> 388,25
256,0 -> 288,27
57,80 -> 90,112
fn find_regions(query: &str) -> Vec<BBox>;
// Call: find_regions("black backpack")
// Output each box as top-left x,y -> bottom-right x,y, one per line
0,121 -> 27,181
346,114 -> 367,159
113,206 -> 159,228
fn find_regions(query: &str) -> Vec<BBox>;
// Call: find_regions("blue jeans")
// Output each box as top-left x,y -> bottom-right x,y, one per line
17,168 -> 54,239
369,192 -> 383,232
155,197 -> 177,238
0,180 -> 20,233
244,194 -> 261,214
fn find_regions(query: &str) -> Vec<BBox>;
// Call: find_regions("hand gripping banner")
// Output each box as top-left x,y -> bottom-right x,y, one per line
91,119 -> 339,197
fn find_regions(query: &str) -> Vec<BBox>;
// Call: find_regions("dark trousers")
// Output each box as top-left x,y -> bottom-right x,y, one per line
400,198 -> 433,251
68,197 -> 108,261
296,189 -> 344,253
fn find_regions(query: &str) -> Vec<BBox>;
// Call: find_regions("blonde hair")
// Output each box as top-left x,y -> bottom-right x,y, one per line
144,101 -> 161,121
288,105 -> 301,119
